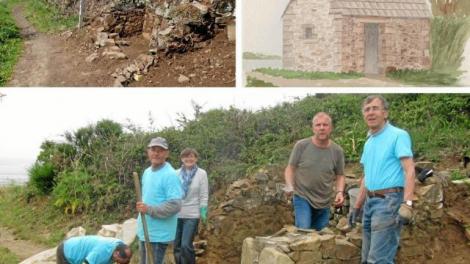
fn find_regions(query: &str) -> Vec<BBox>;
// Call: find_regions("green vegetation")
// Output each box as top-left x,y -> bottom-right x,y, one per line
19,0 -> 77,32
386,69 -> 458,86
246,76 -> 277,87
0,2 -> 21,86
388,13 -> 470,86
254,68 -> 364,80
243,52 -> 281,60
1,95 -> 469,250
0,247 -> 20,264
451,170 -> 466,181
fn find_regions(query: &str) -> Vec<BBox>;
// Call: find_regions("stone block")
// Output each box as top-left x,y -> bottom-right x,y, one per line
241,237 -> 259,264
335,239 -> 360,260
290,233 -> 321,251
259,247 -> 294,264
417,184 -> 443,204
66,226 -> 86,238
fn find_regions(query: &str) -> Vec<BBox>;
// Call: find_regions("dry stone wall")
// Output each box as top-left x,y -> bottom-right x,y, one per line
282,0 -> 342,72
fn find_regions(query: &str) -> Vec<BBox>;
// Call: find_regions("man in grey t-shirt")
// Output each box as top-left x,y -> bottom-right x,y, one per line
284,112 -> 346,230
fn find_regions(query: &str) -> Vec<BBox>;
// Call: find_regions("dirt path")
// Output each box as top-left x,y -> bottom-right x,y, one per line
247,71 -> 406,87
0,226 -> 48,261
7,5 -> 114,87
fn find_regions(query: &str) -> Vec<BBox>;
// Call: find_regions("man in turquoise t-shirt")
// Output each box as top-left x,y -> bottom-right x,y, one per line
350,95 -> 415,264
136,137 -> 183,264
56,235 -> 131,264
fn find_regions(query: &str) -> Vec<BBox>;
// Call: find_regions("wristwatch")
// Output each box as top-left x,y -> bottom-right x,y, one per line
405,200 -> 413,207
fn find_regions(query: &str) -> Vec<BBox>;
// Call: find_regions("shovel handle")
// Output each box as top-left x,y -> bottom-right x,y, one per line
133,172 -> 154,264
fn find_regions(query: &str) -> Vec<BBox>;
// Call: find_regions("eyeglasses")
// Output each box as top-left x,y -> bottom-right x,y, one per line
362,105 -> 383,113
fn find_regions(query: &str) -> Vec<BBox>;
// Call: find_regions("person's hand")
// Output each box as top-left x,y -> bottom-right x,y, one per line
398,203 -> 413,225
334,191 -> 345,207
200,206 -> 208,224
348,208 -> 361,228
283,185 -> 294,201
136,201 -> 148,213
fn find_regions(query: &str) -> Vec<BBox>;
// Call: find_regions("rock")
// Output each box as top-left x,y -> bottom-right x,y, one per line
61,30 -> 73,39
289,250 -> 322,263
259,247 -> 294,264
319,234 -> 336,259
134,74 -> 143,81
85,52 -> 99,63
116,40 -> 130,46
289,233 -> 321,251
227,21 -> 235,42
95,32 -> 109,47
120,218 -> 137,245
66,226 -> 86,238
241,237 -> 259,264
97,223 -> 121,238
192,1 -> 209,15
346,231 -> 363,248
102,51 -> 127,59
465,226 -> 470,241
336,217 -> 349,230
19,247 -> 57,264
335,238 -> 360,260
177,74 -> 190,83
417,184 -> 443,204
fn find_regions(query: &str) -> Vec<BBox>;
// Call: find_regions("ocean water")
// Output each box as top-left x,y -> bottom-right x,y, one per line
0,158 -> 32,186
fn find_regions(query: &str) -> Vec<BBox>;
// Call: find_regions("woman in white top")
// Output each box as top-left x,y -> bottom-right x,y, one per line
174,148 -> 209,264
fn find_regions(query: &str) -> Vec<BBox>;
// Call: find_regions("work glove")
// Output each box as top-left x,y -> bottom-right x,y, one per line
398,203 -> 413,225
200,206 -> 208,224
348,208 -> 361,228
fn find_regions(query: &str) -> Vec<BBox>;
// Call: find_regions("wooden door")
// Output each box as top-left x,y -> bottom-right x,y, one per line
364,23 -> 379,74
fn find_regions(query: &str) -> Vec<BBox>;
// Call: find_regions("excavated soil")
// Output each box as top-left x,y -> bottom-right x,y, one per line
7,5 -> 235,87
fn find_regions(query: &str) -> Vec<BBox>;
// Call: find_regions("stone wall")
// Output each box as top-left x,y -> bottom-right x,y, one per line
93,8 -> 145,37
241,168 -> 454,263
282,0 -> 342,72
340,17 -> 431,73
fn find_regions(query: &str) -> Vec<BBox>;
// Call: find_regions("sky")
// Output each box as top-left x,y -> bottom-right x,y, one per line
243,0 -> 290,55
0,88 -> 316,164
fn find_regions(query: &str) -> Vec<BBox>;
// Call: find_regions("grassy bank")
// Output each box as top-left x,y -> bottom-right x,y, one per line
246,76 -> 277,87
254,68 -> 364,80
0,247 -> 19,264
17,0 -> 77,32
0,2 -> 21,86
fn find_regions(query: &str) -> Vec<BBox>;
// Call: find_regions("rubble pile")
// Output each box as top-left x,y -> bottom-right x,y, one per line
111,54 -> 158,86
143,0 -> 234,54
239,164 -> 470,264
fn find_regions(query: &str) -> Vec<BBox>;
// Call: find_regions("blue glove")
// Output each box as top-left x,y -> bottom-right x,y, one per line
200,206 -> 208,224
348,208 -> 361,228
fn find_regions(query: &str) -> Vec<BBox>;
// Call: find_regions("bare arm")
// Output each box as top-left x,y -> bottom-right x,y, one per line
400,157 -> 415,201
354,177 -> 367,209
284,165 -> 296,191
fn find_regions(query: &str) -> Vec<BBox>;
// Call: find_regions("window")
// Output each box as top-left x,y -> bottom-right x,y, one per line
303,25 -> 315,39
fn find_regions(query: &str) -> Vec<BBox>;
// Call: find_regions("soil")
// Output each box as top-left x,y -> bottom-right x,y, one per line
7,5 -> 235,87
0,226 -> 48,261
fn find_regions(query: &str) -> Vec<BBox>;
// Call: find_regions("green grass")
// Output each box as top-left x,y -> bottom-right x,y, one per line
243,52 -> 281,60
246,76 -> 277,87
254,67 -> 364,80
386,69 -> 458,86
0,247 -> 19,264
20,0 -> 77,33
0,1 -> 22,86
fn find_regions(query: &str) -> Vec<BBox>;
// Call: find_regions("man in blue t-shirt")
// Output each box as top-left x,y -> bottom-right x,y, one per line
349,95 -> 415,264
135,137 -> 183,264
56,235 -> 131,264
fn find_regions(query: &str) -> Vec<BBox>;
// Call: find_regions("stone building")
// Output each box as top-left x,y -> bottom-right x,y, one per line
282,0 -> 433,74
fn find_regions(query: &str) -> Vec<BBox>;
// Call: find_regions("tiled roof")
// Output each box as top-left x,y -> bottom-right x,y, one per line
330,0 -> 432,18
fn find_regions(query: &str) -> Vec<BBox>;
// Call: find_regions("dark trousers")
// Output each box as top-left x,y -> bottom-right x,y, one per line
139,241 -> 169,264
56,242 -> 69,264
174,218 -> 199,264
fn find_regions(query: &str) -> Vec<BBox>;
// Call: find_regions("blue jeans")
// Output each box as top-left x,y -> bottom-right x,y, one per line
361,191 -> 403,264
139,241 -> 168,264
174,218 -> 199,264
293,194 -> 330,231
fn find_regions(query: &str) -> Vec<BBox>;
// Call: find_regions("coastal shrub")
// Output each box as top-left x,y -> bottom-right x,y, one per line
28,162 -> 56,194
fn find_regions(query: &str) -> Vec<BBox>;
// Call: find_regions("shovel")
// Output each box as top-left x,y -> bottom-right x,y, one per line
133,172 -> 154,264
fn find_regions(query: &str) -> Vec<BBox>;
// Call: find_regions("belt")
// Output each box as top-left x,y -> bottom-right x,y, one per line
367,187 -> 403,198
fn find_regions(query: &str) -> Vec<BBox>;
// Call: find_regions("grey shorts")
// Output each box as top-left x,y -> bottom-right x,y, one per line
56,242 -> 69,264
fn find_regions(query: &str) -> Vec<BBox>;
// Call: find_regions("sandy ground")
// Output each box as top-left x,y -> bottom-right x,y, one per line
0,226 -> 47,261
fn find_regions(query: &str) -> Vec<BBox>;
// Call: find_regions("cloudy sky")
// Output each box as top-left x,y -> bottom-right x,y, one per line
243,0 -> 290,55
0,88 -> 315,163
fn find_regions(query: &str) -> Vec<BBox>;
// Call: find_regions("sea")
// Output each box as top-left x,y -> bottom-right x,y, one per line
0,157 -> 32,186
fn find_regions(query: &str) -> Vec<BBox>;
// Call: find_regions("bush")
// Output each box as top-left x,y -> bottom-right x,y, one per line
28,162 -> 56,194
53,169 -> 94,214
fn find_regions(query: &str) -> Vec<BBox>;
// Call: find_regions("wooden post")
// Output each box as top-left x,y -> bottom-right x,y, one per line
133,172 -> 154,264
78,0 -> 85,28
